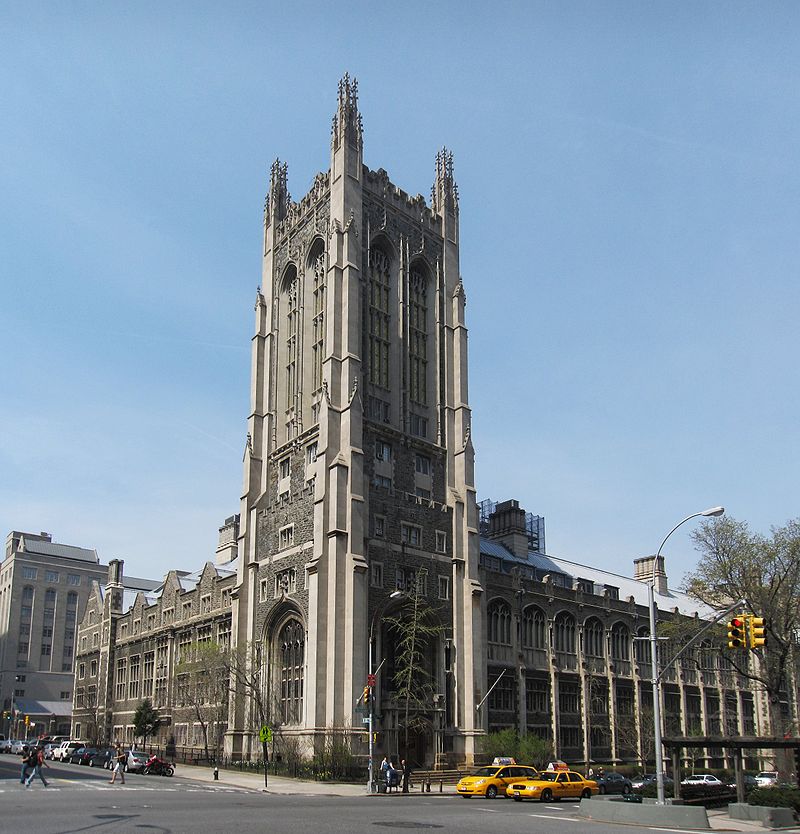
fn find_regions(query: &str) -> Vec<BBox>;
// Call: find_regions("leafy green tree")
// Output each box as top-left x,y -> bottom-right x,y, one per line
133,699 -> 160,747
684,516 -> 800,738
478,729 -> 553,769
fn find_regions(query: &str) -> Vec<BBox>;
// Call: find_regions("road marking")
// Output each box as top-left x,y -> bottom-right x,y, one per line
474,807 -> 500,812
528,813 -> 573,821
647,829 -> 708,834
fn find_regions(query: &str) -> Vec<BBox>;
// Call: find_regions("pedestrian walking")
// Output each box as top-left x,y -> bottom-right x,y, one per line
20,745 -> 37,784
25,746 -> 49,787
109,746 -> 126,785
401,758 -> 412,793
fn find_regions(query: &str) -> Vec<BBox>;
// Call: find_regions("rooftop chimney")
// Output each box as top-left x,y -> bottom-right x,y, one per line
487,500 -> 529,559
216,514 -> 240,565
633,554 -> 669,595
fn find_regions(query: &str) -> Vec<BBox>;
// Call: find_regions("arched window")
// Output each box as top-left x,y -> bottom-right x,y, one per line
634,625 -> 651,664
487,600 -> 512,645
610,622 -> 630,661
310,243 -> 325,394
368,248 -> 391,389
553,612 -> 576,654
522,606 -> 546,649
277,619 -> 304,724
408,263 -> 428,406
583,617 -> 605,657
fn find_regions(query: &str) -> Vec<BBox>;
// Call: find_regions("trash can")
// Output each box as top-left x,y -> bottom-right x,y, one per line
376,781 -> 387,793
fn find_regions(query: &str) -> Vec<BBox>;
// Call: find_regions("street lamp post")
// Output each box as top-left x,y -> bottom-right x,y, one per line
650,506 -> 724,805
367,590 -> 401,793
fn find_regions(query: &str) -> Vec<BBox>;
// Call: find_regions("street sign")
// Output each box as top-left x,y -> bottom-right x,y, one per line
258,725 -> 272,743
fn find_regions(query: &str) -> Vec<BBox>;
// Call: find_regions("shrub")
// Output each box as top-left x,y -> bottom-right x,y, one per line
748,786 -> 800,812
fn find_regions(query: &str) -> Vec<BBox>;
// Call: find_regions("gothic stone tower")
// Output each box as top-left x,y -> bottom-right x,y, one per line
229,76 -> 484,765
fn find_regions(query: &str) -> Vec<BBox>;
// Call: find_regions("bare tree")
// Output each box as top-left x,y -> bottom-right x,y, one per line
385,569 -> 444,763
175,641 -> 229,764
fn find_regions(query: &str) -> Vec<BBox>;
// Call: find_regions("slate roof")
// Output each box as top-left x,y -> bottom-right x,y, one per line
20,538 -> 100,564
479,537 -> 713,618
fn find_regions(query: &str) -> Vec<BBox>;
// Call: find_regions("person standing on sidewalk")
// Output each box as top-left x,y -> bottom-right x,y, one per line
25,746 -> 49,788
401,759 -> 412,793
109,746 -> 126,785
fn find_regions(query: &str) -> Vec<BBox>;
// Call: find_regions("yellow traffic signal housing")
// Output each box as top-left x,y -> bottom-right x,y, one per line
363,685 -> 370,705
727,617 -> 746,648
749,616 -> 767,648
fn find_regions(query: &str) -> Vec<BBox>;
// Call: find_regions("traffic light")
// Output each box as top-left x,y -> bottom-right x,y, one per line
749,617 -> 767,648
727,617 -> 746,648
24,714 -> 29,726
363,685 -> 370,705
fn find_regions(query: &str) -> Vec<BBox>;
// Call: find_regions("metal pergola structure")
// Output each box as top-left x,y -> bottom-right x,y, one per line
662,735 -> 800,803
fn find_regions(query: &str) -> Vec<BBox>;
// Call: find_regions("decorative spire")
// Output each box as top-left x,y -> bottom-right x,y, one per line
431,147 -> 458,215
266,158 -> 289,224
331,72 -> 363,151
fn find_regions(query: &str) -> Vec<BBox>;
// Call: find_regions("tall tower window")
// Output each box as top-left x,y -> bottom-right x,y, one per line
409,265 -> 428,406
311,248 -> 325,393
368,248 -> 391,389
285,274 -> 299,410
277,619 -> 304,724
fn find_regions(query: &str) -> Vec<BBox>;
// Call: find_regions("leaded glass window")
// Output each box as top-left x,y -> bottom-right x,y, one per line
368,248 -> 391,389
409,266 -> 427,405
278,619 -> 304,724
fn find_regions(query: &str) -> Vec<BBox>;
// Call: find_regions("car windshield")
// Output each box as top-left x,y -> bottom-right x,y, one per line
538,772 -> 559,782
471,767 -> 498,777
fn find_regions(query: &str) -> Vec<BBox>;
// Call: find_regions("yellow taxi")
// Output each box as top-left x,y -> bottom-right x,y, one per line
456,762 -> 539,799
505,769 -> 599,802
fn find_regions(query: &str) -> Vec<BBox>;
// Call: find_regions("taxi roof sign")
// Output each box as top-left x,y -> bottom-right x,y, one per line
491,757 -> 516,766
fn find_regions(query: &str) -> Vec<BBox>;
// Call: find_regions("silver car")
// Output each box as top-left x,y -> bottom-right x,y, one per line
125,750 -> 149,773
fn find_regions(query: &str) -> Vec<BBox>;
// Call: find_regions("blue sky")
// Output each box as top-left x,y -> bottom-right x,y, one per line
2,1 -> 798,587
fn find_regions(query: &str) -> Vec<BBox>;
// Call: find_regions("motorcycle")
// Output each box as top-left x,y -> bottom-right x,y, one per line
143,754 -> 174,777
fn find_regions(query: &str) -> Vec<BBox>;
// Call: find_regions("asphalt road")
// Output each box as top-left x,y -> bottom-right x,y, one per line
0,755 -> 686,834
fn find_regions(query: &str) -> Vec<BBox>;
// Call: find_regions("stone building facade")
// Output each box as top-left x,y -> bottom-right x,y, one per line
71,77 -> 799,771
0,531 -> 109,736
478,499 -> 799,770
228,74 -> 481,765
71,518 -> 236,746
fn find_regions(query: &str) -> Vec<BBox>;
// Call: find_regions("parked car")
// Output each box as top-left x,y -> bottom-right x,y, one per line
90,747 -> 115,768
682,774 -> 723,786
43,743 -> 60,759
53,741 -> 85,761
727,774 -> 758,791
456,764 -> 540,798
69,746 -> 98,765
594,771 -> 633,795
631,773 -> 674,790
12,740 -> 31,755
506,770 -> 599,802
0,738 -> 15,753
755,771 -> 779,787
125,750 -> 149,773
